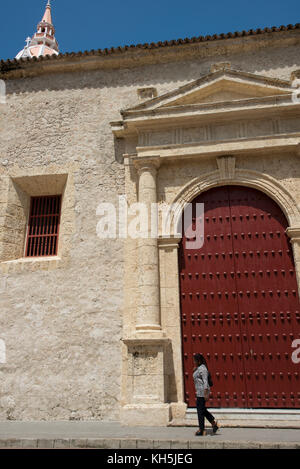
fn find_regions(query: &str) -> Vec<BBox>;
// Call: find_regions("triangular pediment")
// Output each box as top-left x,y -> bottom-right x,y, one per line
160,77 -> 290,106
124,69 -> 293,114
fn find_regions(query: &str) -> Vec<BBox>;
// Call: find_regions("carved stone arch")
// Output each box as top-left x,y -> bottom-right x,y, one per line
170,168 -> 300,230
157,166 -> 300,422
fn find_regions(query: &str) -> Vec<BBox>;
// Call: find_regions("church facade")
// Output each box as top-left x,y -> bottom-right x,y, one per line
0,3 -> 300,426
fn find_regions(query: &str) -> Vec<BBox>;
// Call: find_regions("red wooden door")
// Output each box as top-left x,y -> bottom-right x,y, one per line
179,186 -> 300,409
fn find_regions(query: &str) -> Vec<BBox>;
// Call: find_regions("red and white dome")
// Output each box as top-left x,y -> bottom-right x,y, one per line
16,1 -> 59,59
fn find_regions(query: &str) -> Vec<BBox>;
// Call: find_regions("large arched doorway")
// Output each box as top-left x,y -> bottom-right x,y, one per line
179,185 -> 300,409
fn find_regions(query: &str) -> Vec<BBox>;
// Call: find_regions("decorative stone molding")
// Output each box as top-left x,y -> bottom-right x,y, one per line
286,226 -> 300,241
121,68 -> 294,117
132,156 -> 161,173
216,155 -> 236,180
138,132 -> 151,146
158,235 -> 182,250
272,118 -> 281,134
134,116 -> 300,149
238,122 -> 247,138
123,337 -> 170,350
172,128 -> 183,145
286,226 -> 300,297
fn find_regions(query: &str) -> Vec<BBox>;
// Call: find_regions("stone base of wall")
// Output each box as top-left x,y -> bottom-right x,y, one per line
120,403 -> 170,426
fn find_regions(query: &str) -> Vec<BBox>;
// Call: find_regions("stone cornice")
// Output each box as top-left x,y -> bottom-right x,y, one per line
136,134 -> 300,161
112,97 -> 300,141
120,94 -> 297,124
1,28 -> 300,80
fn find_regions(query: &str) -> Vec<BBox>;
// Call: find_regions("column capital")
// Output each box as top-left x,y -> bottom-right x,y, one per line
132,156 -> 161,173
158,235 -> 182,249
286,226 -> 300,241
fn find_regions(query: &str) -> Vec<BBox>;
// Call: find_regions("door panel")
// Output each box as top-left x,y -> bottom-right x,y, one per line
228,186 -> 300,408
179,185 -> 300,409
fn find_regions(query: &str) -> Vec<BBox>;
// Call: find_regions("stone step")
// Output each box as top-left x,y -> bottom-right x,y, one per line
177,408 -> 300,428
170,419 -> 300,429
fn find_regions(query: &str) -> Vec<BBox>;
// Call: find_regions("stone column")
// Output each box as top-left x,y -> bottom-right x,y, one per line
286,226 -> 300,297
134,157 -> 162,335
120,156 -> 171,426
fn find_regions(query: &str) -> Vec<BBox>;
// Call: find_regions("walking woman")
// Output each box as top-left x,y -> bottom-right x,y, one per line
193,353 -> 219,436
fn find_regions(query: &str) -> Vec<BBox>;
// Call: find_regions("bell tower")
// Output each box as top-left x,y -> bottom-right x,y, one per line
16,1 -> 59,59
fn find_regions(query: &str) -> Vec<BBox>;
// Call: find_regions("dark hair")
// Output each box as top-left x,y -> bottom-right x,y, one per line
194,353 -> 208,368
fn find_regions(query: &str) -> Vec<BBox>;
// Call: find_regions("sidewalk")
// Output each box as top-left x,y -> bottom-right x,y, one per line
0,421 -> 299,448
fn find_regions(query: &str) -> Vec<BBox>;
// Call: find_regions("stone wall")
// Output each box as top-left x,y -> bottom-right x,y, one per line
0,35 -> 299,420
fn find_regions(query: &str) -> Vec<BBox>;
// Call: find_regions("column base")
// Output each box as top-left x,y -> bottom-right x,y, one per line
169,402 -> 188,421
134,324 -> 167,340
120,403 -> 170,426
136,324 -> 162,331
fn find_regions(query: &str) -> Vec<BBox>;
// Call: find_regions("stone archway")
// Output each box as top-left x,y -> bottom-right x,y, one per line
158,165 -> 300,422
171,168 -> 300,227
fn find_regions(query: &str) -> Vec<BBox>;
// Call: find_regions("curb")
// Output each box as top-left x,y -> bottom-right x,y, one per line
0,438 -> 299,449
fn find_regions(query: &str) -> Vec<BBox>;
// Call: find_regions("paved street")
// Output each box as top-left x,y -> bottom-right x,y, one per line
0,421 -> 299,448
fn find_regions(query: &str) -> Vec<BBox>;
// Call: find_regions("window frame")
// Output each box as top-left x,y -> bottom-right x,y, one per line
24,194 -> 62,258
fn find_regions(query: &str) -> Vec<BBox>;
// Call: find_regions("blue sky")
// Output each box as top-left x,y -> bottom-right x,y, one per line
0,0 -> 299,60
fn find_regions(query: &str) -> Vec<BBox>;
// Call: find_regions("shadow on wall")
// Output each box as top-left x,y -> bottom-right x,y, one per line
114,136 -> 125,165
165,341 -> 178,403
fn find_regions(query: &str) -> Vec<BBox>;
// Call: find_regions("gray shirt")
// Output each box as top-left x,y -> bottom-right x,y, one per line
193,364 -> 210,398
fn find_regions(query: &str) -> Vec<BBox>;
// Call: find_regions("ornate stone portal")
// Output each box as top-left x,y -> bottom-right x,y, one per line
112,68 -> 300,426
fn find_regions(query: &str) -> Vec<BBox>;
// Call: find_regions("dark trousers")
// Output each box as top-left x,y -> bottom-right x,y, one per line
196,397 -> 215,431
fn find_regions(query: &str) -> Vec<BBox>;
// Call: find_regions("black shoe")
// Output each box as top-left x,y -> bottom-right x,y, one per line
212,420 -> 219,433
195,429 -> 206,436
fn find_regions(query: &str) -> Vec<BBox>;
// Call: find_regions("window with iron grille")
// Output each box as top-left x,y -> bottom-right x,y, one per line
25,195 -> 61,257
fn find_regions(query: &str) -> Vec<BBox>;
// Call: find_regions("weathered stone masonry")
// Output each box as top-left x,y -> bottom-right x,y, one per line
0,26 -> 300,424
